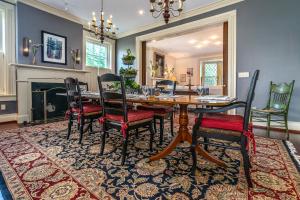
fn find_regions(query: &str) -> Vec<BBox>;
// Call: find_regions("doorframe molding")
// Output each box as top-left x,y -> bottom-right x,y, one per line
136,10 -> 237,97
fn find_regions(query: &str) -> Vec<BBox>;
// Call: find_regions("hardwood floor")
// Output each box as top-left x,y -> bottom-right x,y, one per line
0,122 -> 19,131
0,121 -> 299,152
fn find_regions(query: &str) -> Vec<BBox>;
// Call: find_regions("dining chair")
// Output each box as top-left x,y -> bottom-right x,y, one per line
97,73 -> 155,165
64,77 -> 102,144
250,80 -> 295,140
191,70 -> 260,188
138,80 -> 176,145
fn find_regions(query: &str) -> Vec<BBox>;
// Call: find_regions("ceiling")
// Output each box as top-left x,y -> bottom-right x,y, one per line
147,24 -> 223,58
36,0 -> 220,34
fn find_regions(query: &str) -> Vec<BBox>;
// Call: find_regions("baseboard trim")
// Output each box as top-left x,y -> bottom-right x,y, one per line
253,121 -> 300,134
0,114 -> 17,123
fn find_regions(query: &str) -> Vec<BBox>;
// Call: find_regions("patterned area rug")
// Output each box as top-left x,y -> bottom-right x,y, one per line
0,121 -> 300,200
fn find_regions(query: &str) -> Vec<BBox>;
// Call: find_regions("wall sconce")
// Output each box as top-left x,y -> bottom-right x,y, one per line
23,37 -> 30,57
71,49 -> 81,68
75,49 -> 81,64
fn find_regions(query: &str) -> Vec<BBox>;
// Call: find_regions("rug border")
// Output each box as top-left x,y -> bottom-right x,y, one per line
282,140 -> 300,172
0,171 -> 13,200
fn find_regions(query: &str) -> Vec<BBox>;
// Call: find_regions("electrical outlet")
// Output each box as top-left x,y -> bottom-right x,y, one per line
238,72 -> 250,78
1,104 -> 6,111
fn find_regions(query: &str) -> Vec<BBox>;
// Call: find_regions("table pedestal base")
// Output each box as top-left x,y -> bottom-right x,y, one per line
150,104 -> 226,168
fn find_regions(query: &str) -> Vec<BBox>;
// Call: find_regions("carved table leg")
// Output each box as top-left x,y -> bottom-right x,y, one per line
150,104 -> 226,167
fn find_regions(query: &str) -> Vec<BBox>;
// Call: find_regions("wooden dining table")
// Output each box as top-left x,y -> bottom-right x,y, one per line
60,92 -> 235,167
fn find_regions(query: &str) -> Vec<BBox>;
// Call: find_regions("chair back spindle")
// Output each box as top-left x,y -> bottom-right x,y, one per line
155,80 -> 176,95
64,77 -> 83,113
268,81 -> 295,112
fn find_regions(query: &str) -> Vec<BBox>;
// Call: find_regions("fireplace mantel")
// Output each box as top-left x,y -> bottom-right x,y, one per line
11,63 -> 90,124
10,63 -> 90,73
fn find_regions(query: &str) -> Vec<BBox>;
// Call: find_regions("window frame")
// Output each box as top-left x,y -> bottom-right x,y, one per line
200,59 -> 223,87
84,36 -> 112,69
0,8 -> 5,53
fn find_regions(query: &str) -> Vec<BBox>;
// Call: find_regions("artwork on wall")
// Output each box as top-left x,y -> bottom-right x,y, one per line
153,52 -> 165,78
42,31 -> 67,65
187,67 -> 193,77
180,74 -> 186,82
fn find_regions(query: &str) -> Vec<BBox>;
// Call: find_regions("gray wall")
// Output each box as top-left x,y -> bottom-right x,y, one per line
17,2 -> 83,69
116,0 -> 300,121
0,101 -> 17,115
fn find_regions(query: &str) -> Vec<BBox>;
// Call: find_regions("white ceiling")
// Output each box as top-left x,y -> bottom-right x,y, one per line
147,24 -> 223,58
36,0 -> 220,34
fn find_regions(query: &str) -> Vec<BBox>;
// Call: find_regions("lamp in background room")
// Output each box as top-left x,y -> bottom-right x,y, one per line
186,67 -> 193,90
23,37 -> 30,57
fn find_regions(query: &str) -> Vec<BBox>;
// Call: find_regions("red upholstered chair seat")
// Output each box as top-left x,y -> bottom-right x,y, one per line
106,110 -> 154,124
195,113 -> 247,132
138,105 -> 173,116
72,104 -> 102,115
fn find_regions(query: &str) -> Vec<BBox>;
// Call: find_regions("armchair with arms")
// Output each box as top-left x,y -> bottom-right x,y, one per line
191,70 -> 260,188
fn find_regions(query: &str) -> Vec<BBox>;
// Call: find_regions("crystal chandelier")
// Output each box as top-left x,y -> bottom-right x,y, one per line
87,0 -> 117,43
150,0 -> 186,24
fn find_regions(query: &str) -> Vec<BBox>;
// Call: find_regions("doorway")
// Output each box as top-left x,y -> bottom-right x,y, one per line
136,11 -> 236,97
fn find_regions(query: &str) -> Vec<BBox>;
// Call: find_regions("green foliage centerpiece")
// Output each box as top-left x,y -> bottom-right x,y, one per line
119,66 -> 140,90
119,49 -> 140,91
122,49 -> 136,66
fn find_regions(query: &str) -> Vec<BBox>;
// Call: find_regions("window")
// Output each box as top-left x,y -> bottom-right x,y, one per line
0,1 -> 15,96
85,40 -> 110,68
0,9 -> 4,52
200,62 -> 222,86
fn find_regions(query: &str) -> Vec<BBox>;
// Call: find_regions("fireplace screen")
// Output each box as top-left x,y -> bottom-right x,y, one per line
32,82 -> 68,122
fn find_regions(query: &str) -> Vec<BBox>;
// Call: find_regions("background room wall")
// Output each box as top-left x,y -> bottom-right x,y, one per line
145,47 -> 176,85
17,2 -> 83,69
116,0 -> 300,122
174,54 -> 222,86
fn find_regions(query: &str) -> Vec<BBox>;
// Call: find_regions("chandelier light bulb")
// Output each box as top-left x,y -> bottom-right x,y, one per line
87,0 -> 118,43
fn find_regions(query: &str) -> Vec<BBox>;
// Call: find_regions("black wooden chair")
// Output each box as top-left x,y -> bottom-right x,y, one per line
138,80 -> 176,145
64,77 -> 102,144
191,70 -> 260,188
98,73 -> 155,165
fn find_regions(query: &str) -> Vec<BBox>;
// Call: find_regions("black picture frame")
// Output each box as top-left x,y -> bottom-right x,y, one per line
41,31 -> 67,65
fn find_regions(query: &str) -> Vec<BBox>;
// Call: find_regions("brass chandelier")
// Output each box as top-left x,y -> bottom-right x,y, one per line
150,0 -> 186,24
87,0 -> 117,43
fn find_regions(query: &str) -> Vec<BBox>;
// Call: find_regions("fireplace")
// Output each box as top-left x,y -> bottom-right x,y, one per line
31,82 -> 67,122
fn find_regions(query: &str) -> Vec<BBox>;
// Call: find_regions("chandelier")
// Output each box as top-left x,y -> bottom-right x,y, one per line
87,0 -> 117,43
150,0 -> 186,24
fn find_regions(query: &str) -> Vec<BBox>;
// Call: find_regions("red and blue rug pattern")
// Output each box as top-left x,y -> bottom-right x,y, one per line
0,121 -> 299,199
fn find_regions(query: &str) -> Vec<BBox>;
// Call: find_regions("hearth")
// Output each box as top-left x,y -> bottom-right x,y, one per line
31,82 -> 67,122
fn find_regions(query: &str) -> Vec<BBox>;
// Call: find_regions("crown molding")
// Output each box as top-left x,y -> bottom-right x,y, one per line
117,0 -> 243,39
16,0 -> 243,39
1,0 -> 17,4
17,0 -> 87,25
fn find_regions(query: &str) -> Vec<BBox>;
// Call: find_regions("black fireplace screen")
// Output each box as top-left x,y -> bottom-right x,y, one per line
32,82 -> 68,122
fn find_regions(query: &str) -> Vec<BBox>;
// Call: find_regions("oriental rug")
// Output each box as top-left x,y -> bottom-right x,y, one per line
0,121 -> 299,200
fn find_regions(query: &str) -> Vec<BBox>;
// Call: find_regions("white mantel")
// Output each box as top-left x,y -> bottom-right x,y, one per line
10,63 -> 91,123
11,63 -> 90,73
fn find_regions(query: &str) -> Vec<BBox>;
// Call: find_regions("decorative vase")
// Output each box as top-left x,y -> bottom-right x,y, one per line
32,55 -> 37,65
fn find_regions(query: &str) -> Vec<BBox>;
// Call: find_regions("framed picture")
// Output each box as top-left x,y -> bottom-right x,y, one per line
153,52 -> 165,78
187,68 -> 193,76
42,31 -> 67,65
180,74 -> 186,82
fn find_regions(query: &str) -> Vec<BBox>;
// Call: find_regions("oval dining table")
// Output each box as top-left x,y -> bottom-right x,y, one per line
79,93 -> 235,167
